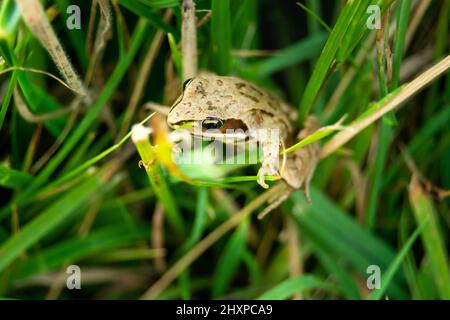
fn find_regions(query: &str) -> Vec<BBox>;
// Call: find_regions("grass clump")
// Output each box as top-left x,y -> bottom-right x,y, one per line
0,0 -> 449,300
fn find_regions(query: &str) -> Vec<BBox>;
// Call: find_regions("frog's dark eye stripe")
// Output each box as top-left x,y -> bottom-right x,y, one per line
202,117 -> 224,130
183,78 -> 193,90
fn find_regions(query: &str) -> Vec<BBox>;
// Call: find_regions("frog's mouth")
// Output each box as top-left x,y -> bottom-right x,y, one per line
172,119 -> 250,140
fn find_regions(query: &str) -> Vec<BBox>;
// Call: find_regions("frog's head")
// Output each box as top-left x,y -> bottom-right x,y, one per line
167,75 -> 249,139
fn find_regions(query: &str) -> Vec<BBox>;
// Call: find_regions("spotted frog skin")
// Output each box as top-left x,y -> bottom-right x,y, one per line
167,74 -> 319,195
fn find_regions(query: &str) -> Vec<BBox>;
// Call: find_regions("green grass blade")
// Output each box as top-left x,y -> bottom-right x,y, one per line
181,187 -> 208,251
298,2 -> 331,33
385,103 -> 450,186
293,187 -> 408,298
0,174 -> 103,273
392,0 -> 412,89
409,176 -> 450,299
0,73 -> 16,131
305,0 -> 323,34
0,165 -> 33,189
368,216 -> 428,300
168,32 -> 182,76
118,0 -> 178,36
253,33 -> 326,78
399,209 -> 421,299
298,0 -> 366,121
283,120 -> 345,154
12,225 -> 149,279
257,275 -> 336,300
241,249 -> 262,286
424,0 -> 450,117
313,244 -> 361,299
336,0 -> 384,61
365,123 -> 392,229
139,0 -> 180,8
211,0 -> 232,75
212,218 -> 248,297
0,0 -> 20,38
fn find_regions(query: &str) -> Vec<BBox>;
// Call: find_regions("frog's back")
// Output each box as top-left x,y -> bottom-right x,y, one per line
216,75 -> 295,133
171,73 -> 296,134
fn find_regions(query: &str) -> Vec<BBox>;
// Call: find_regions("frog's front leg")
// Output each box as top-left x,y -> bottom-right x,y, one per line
256,131 -> 282,189
243,111 -> 287,189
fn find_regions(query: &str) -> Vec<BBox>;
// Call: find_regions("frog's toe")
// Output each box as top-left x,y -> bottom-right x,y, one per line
257,169 -> 270,189
303,182 -> 312,204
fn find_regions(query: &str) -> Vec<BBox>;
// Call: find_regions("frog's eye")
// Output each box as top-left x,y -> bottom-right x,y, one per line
183,78 -> 193,90
202,117 -> 224,130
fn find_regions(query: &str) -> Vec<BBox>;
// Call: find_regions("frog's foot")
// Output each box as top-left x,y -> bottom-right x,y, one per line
258,188 -> 292,220
257,163 -> 279,189
303,182 -> 312,204
257,169 -> 269,189
301,170 -> 315,204
138,159 -> 155,170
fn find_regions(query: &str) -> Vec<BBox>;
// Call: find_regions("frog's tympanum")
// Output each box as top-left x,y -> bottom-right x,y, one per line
167,74 -> 319,200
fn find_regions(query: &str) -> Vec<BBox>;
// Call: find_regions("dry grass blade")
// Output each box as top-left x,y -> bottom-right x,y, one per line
86,0 -> 98,54
231,49 -> 278,58
85,0 -> 113,85
341,159 -> 367,224
13,89 -> 71,122
16,0 -> 90,102
320,55 -> 450,159
30,108 -> 80,174
181,0 -> 198,81
22,124 -> 42,172
401,147 -> 450,200
0,66 -> 80,93
405,0 -> 431,49
152,204 -> 167,273
16,268 -> 147,288
286,216 -> 303,300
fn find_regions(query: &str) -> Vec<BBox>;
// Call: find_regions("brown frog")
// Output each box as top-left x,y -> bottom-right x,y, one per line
167,74 -> 319,200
